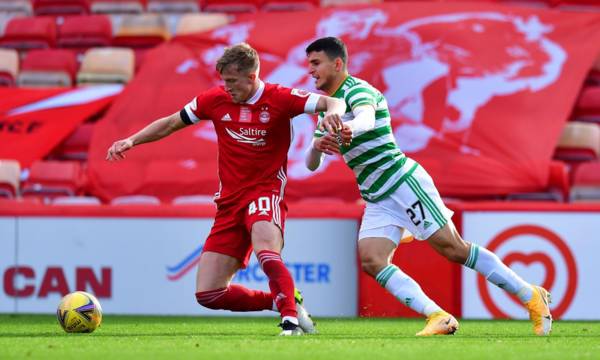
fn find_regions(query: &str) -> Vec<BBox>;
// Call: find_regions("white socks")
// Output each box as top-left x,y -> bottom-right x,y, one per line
465,244 -> 533,302
376,264 -> 442,316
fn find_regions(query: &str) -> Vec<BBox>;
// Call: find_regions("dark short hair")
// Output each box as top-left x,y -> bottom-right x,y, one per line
305,37 -> 347,65
216,43 -> 260,74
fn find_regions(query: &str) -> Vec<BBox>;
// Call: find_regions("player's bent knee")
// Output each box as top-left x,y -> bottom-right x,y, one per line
443,246 -> 468,264
195,288 -> 228,310
360,255 -> 387,277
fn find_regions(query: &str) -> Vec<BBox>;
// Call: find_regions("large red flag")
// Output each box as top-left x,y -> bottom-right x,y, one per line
88,3 -> 600,201
0,86 -> 121,167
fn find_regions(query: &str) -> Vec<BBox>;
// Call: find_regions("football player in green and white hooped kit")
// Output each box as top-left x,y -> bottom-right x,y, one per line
304,36 -> 552,336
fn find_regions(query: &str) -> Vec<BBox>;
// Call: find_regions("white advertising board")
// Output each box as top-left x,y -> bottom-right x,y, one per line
462,211 -> 600,320
1,217 -> 358,317
0,217 -> 16,313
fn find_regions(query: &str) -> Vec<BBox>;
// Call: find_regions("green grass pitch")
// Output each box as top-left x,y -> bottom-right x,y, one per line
1,315 -> 599,359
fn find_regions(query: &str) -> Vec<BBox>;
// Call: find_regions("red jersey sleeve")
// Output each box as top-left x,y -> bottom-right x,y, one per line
278,86 -> 321,118
180,89 -> 215,125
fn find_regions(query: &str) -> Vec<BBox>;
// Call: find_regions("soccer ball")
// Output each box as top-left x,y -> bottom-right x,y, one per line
56,291 -> 103,333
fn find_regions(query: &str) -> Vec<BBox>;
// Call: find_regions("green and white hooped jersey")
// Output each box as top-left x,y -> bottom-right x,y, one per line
314,75 -> 417,202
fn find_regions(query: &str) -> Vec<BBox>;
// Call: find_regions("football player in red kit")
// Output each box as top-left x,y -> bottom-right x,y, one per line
106,43 -> 347,335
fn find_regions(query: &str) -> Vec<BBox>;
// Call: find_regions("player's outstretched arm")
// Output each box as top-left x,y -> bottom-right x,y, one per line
106,111 -> 187,161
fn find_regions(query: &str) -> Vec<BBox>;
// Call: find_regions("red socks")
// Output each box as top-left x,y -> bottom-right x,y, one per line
257,250 -> 297,319
195,284 -> 272,312
195,250 -> 297,319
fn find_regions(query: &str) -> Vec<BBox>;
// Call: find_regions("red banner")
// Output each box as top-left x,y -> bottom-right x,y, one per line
88,3 -> 600,201
0,86 -> 121,167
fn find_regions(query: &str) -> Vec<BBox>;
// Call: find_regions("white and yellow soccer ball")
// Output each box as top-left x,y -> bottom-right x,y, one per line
56,291 -> 103,333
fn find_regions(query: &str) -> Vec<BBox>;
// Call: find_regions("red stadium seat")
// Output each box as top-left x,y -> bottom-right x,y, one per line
262,0 -> 318,11
202,0 -> 260,13
22,160 -> 85,199
0,48 -> 19,86
57,15 -> 112,51
554,122 -> 600,162
53,122 -> 95,160
17,48 -> 78,87
0,16 -> 57,50
570,161 -> 600,201
574,85 -> 600,123
32,0 -> 90,16
0,159 -> 21,198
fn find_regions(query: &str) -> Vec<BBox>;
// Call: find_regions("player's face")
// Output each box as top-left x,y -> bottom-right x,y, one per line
220,65 -> 256,103
307,51 -> 339,94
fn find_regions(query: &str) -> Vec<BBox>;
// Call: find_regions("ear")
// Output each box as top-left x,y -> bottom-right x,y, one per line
248,72 -> 257,81
335,58 -> 344,72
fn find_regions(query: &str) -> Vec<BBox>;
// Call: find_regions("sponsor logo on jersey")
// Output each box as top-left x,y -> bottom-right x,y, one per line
226,127 -> 266,146
239,106 -> 252,122
221,113 -> 232,121
291,88 -> 310,98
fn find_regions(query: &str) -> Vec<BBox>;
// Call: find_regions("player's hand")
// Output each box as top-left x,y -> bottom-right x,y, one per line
319,113 -> 343,134
313,134 -> 341,155
106,138 -> 134,161
339,124 -> 352,147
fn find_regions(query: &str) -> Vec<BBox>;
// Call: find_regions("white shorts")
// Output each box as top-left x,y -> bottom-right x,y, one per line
358,159 -> 453,245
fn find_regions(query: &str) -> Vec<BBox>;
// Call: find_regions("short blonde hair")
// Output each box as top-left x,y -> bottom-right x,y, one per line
216,43 -> 260,74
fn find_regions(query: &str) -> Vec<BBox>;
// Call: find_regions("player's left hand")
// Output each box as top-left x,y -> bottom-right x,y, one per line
319,113 -> 343,134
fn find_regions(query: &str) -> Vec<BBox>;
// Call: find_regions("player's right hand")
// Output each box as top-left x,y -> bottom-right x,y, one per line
313,134 -> 340,155
106,138 -> 133,161
319,113 -> 343,134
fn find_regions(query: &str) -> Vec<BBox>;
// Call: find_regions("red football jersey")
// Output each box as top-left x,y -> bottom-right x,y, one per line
181,81 -> 319,206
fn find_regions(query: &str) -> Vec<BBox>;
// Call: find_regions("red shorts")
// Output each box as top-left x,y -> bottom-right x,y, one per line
203,193 -> 287,268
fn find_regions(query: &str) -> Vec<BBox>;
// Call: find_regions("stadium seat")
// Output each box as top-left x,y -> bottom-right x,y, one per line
52,195 -> 102,205
0,0 -> 33,16
0,16 -> 57,50
320,0 -> 381,6
554,122 -> 600,162
0,48 -> 19,86
202,0 -> 260,13
77,47 -> 135,85
21,160 -> 85,199
574,85 -> 600,122
53,122 -> 95,160
57,15 -> 112,51
0,159 -> 21,198
570,161 -> 600,201
110,195 -> 161,205
147,0 -> 199,13
112,13 -> 169,48
32,0 -> 90,16
90,0 -> 145,14
262,0 -> 318,11
172,194 -> 214,205
17,48 -> 78,87
174,13 -> 229,36
506,161 -> 570,202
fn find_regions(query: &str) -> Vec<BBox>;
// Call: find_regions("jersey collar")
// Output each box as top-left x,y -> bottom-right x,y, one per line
244,80 -> 265,105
